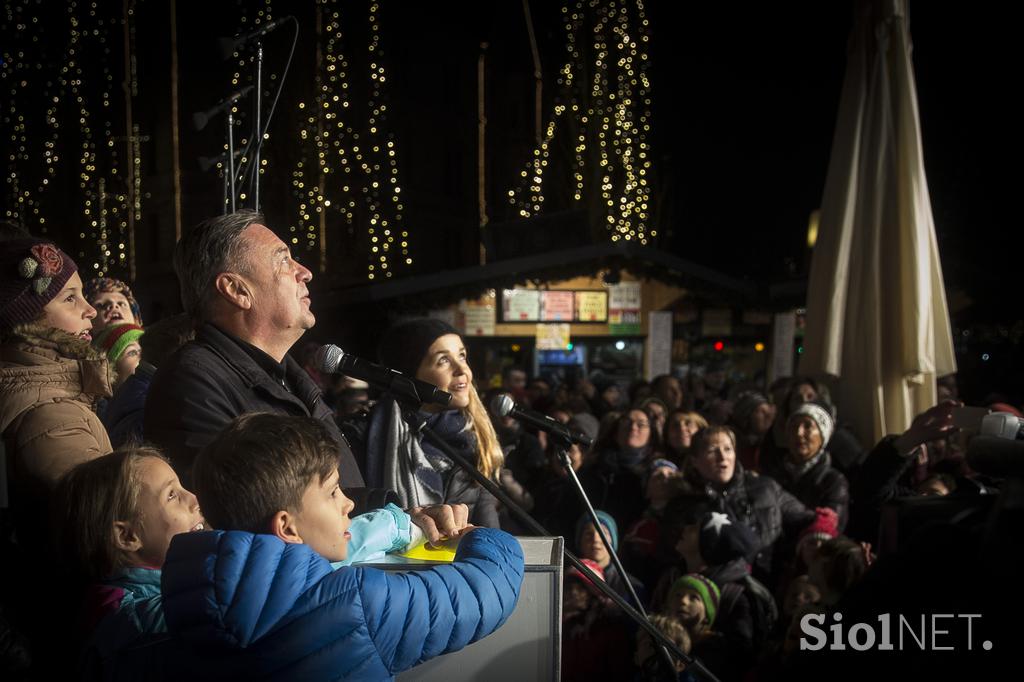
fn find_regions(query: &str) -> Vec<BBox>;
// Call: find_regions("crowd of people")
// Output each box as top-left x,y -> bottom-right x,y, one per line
0,212 -> 1020,681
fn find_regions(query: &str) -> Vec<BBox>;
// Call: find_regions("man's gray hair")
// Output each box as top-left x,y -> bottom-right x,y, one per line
174,210 -> 263,320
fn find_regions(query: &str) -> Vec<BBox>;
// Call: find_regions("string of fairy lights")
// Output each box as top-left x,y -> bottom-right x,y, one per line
290,0 -> 410,280
508,0 -> 654,245
1,0 -> 141,277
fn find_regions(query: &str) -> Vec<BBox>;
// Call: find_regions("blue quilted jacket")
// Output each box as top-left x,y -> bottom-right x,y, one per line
161,527 -> 525,680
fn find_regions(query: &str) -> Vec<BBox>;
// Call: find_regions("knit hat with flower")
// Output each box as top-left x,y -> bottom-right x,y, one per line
84,276 -> 143,326
92,322 -> 145,363
0,238 -> 79,333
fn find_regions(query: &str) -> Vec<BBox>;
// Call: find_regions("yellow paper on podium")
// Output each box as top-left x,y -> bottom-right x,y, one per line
396,541 -> 457,563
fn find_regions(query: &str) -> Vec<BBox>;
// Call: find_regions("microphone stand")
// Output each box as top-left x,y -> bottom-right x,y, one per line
253,43 -> 263,211
397,402 -> 720,682
226,111 -> 237,213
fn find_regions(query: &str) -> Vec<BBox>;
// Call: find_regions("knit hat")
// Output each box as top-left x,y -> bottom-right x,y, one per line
92,322 -> 145,362
377,318 -> 461,378
576,510 -> 618,552
567,558 -> 606,593
732,391 -> 769,431
798,507 -> 840,549
0,238 -> 78,333
697,510 -> 761,566
83,276 -> 143,326
567,412 -> 600,444
788,400 -> 835,448
671,573 -> 721,627
648,458 -> 679,480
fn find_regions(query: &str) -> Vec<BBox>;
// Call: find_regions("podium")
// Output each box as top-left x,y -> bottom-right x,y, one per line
361,536 -> 564,681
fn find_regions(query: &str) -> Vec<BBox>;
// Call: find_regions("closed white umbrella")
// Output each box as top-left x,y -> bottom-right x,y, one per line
801,0 -> 956,445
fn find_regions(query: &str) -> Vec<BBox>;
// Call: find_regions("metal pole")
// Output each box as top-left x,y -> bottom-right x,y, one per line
253,44 -> 263,211
227,112 -> 236,213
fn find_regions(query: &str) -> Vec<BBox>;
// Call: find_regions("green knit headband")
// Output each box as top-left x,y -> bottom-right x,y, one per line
673,573 -> 721,626
94,323 -> 144,362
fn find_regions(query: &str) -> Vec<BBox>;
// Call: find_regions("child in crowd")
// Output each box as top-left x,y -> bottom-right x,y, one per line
624,459 -> 685,588
576,510 -> 646,603
632,614 -> 696,682
0,238 -> 112,535
562,559 -> 633,681
808,536 -> 870,607
775,506 -> 839,599
160,413 -> 524,679
663,574 -> 730,677
83,276 -> 143,330
92,322 -> 144,390
53,447 -> 204,661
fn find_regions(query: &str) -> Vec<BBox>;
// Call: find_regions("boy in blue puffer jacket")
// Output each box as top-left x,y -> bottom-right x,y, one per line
161,412 -> 525,680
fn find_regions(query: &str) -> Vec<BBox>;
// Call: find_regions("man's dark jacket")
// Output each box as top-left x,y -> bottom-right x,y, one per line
144,323 -> 366,489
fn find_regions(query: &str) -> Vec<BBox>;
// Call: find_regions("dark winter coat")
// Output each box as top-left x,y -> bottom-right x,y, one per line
687,463 -> 814,578
144,323 -> 364,487
102,360 -> 153,447
761,450 -> 850,531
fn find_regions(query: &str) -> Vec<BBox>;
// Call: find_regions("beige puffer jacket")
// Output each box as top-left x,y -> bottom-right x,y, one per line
0,322 -> 113,490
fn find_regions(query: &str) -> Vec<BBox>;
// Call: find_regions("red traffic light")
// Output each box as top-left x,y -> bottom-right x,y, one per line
713,341 -> 724,352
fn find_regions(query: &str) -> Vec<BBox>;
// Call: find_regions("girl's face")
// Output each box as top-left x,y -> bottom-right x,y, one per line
671,587 -> 707,628
692,432 -> 736,485
130,457 -> 205,568
578,523 -> 612,568
667,414 -> 700,451
617,409 -> 652,449
40,272 -> 97,340
416,333 -> 473,410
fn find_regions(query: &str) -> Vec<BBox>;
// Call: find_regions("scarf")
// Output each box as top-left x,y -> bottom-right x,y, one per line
366,398 -> 476,509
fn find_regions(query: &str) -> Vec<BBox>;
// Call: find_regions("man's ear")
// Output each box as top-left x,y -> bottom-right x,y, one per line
214,273 -> 253,310
113,521 -> 143,553
268,510 -> 303,544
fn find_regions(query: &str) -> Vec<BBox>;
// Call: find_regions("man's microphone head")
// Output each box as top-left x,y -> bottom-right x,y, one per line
315,344 -> 345,374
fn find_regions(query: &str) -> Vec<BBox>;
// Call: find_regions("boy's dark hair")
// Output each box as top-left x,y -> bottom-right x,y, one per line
192,413 -> 339,533
816,536 -> 868,596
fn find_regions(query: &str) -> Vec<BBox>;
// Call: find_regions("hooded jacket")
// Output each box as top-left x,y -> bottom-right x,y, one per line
160,527 -> 524,680
0,323 -> 113,489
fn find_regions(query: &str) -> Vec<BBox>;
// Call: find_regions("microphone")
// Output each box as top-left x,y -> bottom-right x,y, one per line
193,85 -> 254,131
219,16 -> 292,58
315,344 -> 452,408
490,394 -> 593,448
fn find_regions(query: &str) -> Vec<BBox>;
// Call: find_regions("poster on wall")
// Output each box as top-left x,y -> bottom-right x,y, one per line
540,291 -> 575,321
502,289 -> 540,321
536,323 -> 571,350
576,291 -> 608,322
460,298 -> 496,336
608,282 -> 642,310
608,282 -> 642,334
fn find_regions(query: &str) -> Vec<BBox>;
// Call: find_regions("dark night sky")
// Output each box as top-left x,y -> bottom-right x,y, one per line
4,1 -> 1019,322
